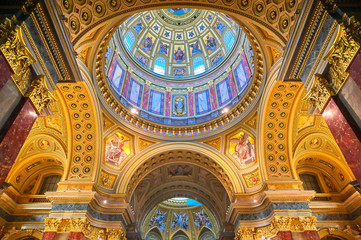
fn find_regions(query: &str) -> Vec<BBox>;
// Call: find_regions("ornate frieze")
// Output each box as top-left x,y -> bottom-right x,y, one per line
44,217 -> 126,239
234,227 -> 255,240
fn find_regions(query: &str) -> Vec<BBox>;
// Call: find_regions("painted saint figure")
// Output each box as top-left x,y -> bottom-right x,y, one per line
229,133 -> 255,166
142,37 -> 154,51
105,134 -> 129,166
158,42 -> 169,55
194,208 -> 213,229
205,35 -> 217,52
174,47 -> 185,63
149,209 -> 167,232
190,41 -> 202,55
171,212 -> 188,230
173,96 -> 186,116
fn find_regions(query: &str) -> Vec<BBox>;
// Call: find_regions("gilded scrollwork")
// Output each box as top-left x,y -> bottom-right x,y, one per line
305,74 -> 332,112
234,227 -> 255,240
27,75 -> 54,115
0,19 -> 35,95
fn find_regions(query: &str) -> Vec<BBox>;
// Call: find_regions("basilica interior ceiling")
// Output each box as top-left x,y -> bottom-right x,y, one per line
1,0 -> 361,239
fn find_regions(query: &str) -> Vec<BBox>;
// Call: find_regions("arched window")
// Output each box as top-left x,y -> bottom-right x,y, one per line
193,56 -> 205,75
224,30 -> 235,50
299,174 -> 323,193
38,175 -> 61,194
154,57 -> 166,75
124,31 -> 135,51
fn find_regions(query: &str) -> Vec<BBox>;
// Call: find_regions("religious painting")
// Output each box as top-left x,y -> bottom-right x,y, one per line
105,132 -> 131,167
127,78 -> 143,107
173,68 -> 186,76
234,52 -> 252,92
229,131 -> 256,167
190,41 -> 202,55
194,208 -> 213,229
168,165 -> 192,176
133,20 -> 144,35
171,212 -> 188,230
195,90 -> 211,115
214,20 -> 226,35
216,77 -> 232,106
211,53 -> 223,66
148,90 -> 164,115
107,54 -> 125,92
136,54 -> 148,66
204,34 -> 217,52
142,34 -> 154,52
149,209 -> 167,232
174,46 -> 185,63
172,95 -> 187,117
158,42 -> 169,55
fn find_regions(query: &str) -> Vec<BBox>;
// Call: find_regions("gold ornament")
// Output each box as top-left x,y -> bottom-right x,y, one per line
44,218 -> 62,232
27,75 -> 54,115
305,74 -> 332,112
235,227 -> 255,240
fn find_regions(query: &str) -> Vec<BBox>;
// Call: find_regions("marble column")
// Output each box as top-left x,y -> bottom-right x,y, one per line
41,232 -> 57,240
0,53 -> 12,91
322,98 -> 361,185
0,99 -> 38,188
277,231 -> 294,240
165,88 -> 171,117
348,51 -> 361,90
304,230 -> 321,240
68,232 -> 84,240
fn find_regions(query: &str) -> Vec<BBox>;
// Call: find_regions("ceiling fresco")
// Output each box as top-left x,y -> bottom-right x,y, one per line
104,9 -> 256,127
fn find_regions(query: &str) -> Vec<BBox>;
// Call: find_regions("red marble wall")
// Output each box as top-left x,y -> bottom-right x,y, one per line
41,232 -> 57,240
323,98 -> 361,185
0,99 -> 37,188
277,231 -> 294,240
0,53 -> 13,91
348,51 -> 361,90
304,231 -> 321,240
68,232 -> 84,240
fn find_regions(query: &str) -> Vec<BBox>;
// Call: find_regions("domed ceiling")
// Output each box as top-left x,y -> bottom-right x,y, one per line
104,8 -> 258,134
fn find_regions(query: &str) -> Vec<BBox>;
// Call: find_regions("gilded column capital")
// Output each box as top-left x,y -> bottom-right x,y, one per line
299,216 -> 317,231
305,74 -> 332,112
44,217 -> 62,232
27,75 -> 54,115
234,227 -> 255,240
0,19 -> 35,95
69,217 -> 88,232
107,228 -> 127,240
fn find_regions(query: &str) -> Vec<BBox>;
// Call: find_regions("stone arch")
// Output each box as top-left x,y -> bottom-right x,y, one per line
198,227 -> 216,240
2,229 -> 43,240
318,228 -> 354,240
145,227 -> 163,240
117,142 -> 245,199
171,229 -> 190,240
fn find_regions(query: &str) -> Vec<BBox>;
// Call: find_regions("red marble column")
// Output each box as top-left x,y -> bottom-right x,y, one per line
41,232 -> 57,240
277,231 -> 293,240
68,232 -> 84,240
165,90 -> 171,117
209,83 -> 217,110
188,90 -> 194,117
0,53 -> 13,91
304,231 -> 320,240
0,99 -> 38,188
348,51 -> 361,90
322,98 -> 361,185
141,84 -> 150,110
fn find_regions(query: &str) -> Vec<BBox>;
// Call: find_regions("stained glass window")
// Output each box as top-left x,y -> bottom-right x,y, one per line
154,57 -> 166,75
124,31 -> 135,51
193,56 -> 205,75
224,30 -> 235,51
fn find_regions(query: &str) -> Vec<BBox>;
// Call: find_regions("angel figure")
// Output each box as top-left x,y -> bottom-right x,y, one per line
105,134 -> 129,166
230,133 -> 255,166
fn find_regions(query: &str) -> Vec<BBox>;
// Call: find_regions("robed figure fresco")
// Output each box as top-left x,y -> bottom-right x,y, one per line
194,208 -> 213,229
105,133 -> 130,166
171,212 -> 188,230
149,209 -> 167,232
229,132 -> 255,166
